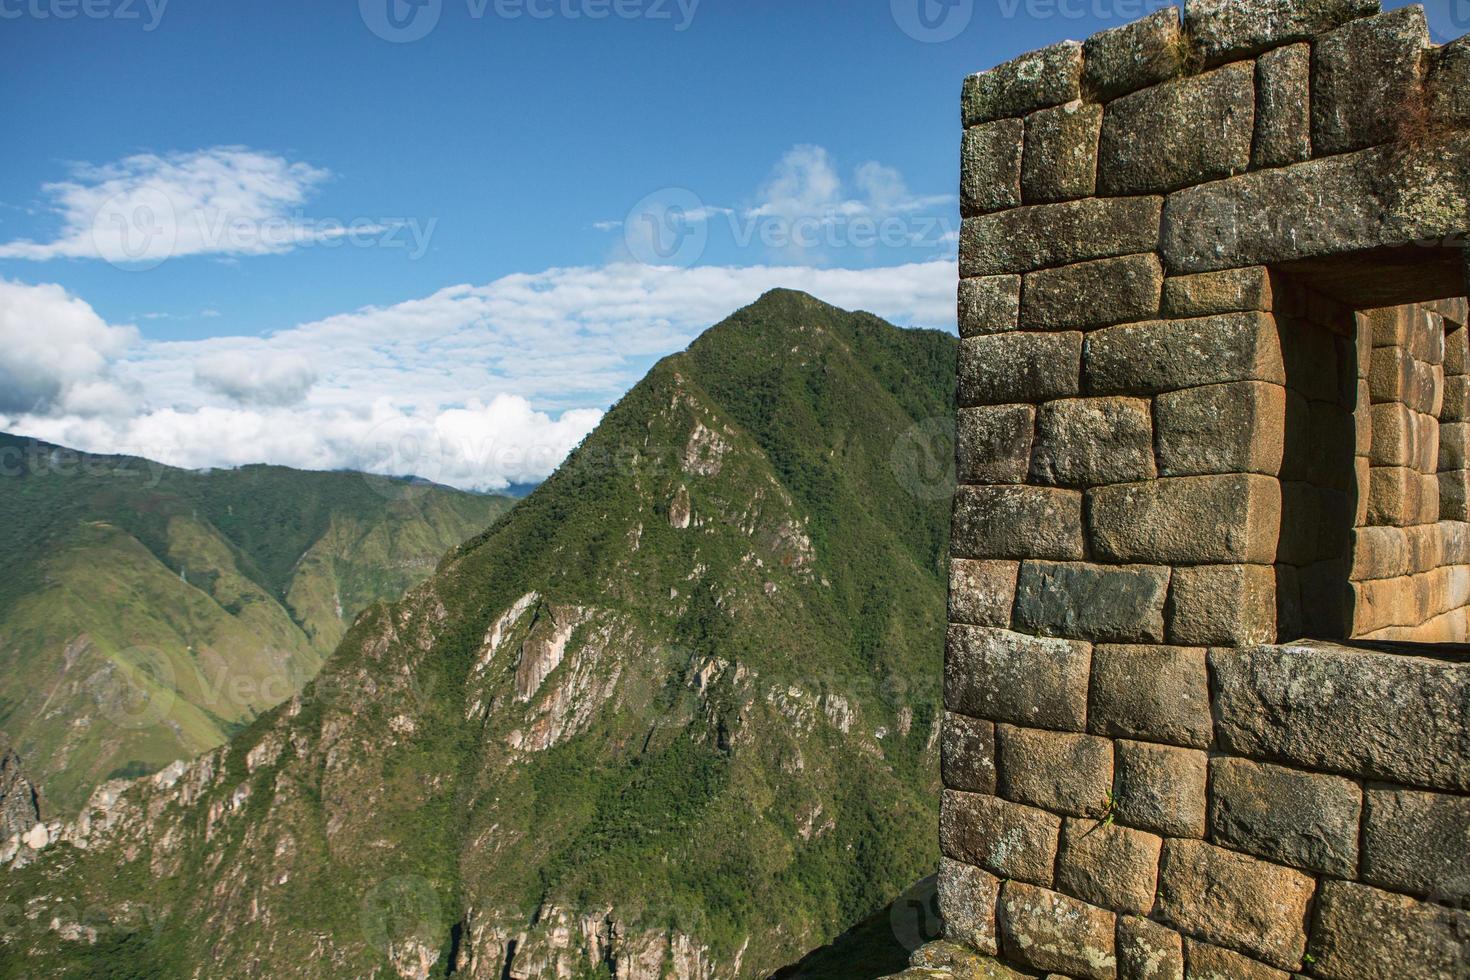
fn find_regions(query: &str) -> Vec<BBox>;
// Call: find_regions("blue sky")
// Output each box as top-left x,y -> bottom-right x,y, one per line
1,0 -> 1461,488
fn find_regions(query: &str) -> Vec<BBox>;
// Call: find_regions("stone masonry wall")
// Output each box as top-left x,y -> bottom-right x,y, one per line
941,2 -> 1470,979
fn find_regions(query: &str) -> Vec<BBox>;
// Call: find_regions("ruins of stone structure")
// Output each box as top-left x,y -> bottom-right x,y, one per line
927,1 -> 1470,977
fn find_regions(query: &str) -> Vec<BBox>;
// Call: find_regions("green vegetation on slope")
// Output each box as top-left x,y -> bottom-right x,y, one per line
0,434 -> 513,812
0,289 -> 956,979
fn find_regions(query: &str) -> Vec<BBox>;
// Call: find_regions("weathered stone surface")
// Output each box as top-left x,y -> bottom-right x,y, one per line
902,940 -> 1036,979
942,711 -> 997,795
1207,758 -> 1361,877
962,119 -> 1025,216
1117,916 -> 1183,980
1427,34 -> 1470,127
995,725 -> 1113,820
1160,268 -> 1273,318
1088,475 -> 1281,565
1031,396 -> 1155,487
1022,101 -> 1103,204
1156,840 -> 1314,971
1366,465 -> 1438,527
1014,561 -> 1169,644
1361,788 -> 1470,902
959,275 -> 1022,337
961,196 -> 1163,278
1445,374 -> 1470,422
1161,130 -> 1470,274
941,790 -> 1060,887
1055,818 -> 1162,916
1088,644 -> 1211,748
1098,62 -> 1254,196
1210,642 -> 1470,791
1441,469 -> 1470,522
956,404 -> 1035,485
952,485 -> 1086,561
1085,313 -> 1285,395
1441,421 -> 1470,471
1182,939 -> 1290,980
1114,740 -> 1207,838
1020,254 -> 1162,332
1307,880 -> 1470,980
939,857 -> 1001,956
964,41 -> 1084,127
1183,0 -> 1380,65
1253,43 -> 1311,168
1081,8 -> 1184,100
998,882 -> 1118,980
1311,7 -> 1429,156
946,626 -> 1092,731
959,332 -> 1083,406
949,559 -> 1019,627
1165,564 -> 1276,646
1155,381 -> 1285,477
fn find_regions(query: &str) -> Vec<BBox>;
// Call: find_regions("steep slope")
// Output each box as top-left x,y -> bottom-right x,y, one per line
0,437 -> 514,813
0,290 -> 957,979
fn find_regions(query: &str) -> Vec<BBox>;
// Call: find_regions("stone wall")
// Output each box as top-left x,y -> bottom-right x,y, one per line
940,2 -> 1470,978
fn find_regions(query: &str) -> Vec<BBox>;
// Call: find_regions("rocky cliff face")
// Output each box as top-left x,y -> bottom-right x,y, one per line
0,290 -> 955,979
0,746 -> 40,842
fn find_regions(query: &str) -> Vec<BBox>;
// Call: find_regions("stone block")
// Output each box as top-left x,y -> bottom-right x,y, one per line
959,332 -> 1083,406
1020,254 -> 1162,331
1013,561 -> 1169,644
962,119 -> 1024,216
1022,100 -> 1103,204
1031,396 -> 1156,487
1311,7 -> 1429,156
1160,131 -> 1470,274
1117,915 -> 1183,980
941,789 -> 1060,887
1155,381 -> 1285,477
997,725 -> 1114,819
1081,8 -> 1184,100
1368,401 -> 1418,467
1307,880 -> 1470,980
945,626 -> 1092,731
1183,0 -> 1380,65
1085,313 -> 1285,395
1207,758 -> 1361,877
1088,644 -> 1212,749
1434,423 -> 1470,470
1056,818 -> 1163,916
1444,374 -> 1470,422
1087,475 -> 1281,565
956,404 -> 1035,485
1113,740 -> 1207,839
1252,43 -> 1311,168
1361,788 -> 1470,902
938,857 -> 1001,956
1156,840 -> 1314,971
1165,564 -> 1277,646
959,275 -> 1022,337
1446,324 -> 1470,377
941,711 -> 997,795
1210,642 -> 1470,791
1273,563 -> 1302,641
1366,465 -> 1435,526
961,196 -> 1163,278
1440,469 -> 1470,521
1160,268 -> 1273,318
949,558 -> 1019,627
952,485 -> 1086,561
1098,62 -> 1254,196
1367,345 -> 1418,404
1348,524 -> 1410,580
1182,940 -> 1290,979
998,881 -> 1118,980
964,40 -> 1083,127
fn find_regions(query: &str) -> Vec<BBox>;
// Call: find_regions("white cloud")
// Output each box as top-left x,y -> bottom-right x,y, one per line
0,261 -> 956,491
194,350 -> 318,407
0,279 -> 139,416
0,148 -> 345,264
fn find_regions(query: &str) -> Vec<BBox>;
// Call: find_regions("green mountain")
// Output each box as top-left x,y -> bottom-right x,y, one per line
0,290 -> 956,979
0,434 -> 514,813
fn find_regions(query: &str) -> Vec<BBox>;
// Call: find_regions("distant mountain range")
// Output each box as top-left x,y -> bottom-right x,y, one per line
0,290 -> 957,979
0,433 -> 514,813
